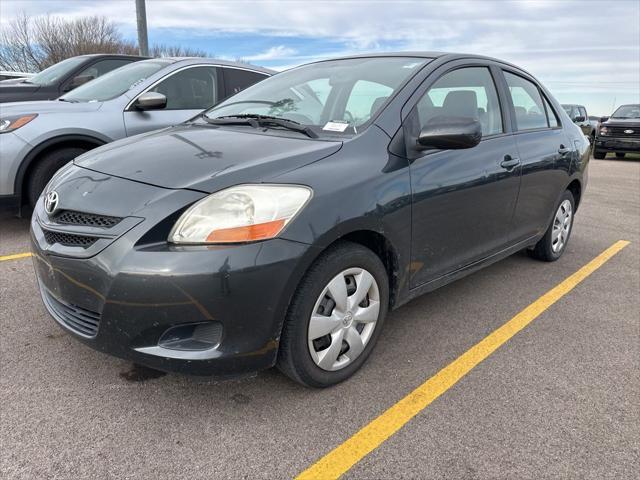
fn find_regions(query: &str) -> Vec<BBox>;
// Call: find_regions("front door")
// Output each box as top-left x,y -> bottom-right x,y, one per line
124,65 -> 220,137
406,65 -> 521,287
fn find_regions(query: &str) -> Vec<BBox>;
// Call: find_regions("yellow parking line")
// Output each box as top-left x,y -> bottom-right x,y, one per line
296,240 -> 630,480
0,252 -> 31,262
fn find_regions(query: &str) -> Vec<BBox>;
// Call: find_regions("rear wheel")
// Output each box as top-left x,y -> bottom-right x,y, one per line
528,190 -> 575,262
593,149 -> 606,159
27,147 -> 87,208
615,152 -> 626,159
277,242 -> 389,387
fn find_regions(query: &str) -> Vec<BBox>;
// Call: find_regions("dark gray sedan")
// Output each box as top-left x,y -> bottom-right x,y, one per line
31,52 -> 589,387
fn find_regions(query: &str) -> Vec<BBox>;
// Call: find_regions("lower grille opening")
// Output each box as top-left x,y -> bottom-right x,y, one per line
42,288 -> 101,337
43,229 -> 98,248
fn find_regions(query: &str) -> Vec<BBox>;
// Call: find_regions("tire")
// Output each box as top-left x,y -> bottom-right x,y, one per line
26,147 -> 87,208
593,149 -> 606,159
277,241 -> 389,387
615,152 -> 625,159
528,190 -> 575,262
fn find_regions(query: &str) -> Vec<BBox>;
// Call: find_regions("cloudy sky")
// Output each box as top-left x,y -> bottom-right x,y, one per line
2,0 -> 639,115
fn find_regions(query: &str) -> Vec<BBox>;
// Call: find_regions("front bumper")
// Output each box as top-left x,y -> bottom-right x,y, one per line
594,137 -> 640,154
31,197 -> 313,377
0,131 -> 32,196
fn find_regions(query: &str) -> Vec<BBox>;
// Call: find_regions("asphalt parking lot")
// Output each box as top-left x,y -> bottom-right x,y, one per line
1,155 -> 638,479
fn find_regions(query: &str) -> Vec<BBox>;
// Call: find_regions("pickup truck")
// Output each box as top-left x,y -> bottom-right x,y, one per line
562,104 -> 595,141
593,104 -> 640,159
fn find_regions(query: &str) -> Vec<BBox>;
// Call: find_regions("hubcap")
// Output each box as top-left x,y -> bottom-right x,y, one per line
307,268 -> 380,371
551,199 -> 572,253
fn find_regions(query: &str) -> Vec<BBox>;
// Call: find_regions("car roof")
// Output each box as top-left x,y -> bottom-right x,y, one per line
76,53 -> 149,59
163,57 -> 274,75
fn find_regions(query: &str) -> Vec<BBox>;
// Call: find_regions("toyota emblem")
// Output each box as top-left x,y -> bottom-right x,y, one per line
624,129 -> 634,134
44,190 -> 59,215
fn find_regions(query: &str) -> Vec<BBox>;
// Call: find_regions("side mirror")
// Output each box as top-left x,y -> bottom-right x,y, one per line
599,116 -> 609,123
573,116 -> 585,123
134,92 -> 167,110
417,117 -> 482,150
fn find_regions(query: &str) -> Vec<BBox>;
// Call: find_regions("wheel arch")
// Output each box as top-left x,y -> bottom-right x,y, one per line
15,134 -> 107,203
566,178 -> 582,210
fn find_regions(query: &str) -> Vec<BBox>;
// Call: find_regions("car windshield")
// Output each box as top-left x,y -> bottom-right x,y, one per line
204,57 -> 429,135
61,60 -> 171,103
25,56 -> 87,86
562,105 -> 573,116
611,105 -> 640,119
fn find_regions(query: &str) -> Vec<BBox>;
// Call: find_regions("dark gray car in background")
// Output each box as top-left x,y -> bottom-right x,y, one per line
0,58 -> 272,211
0,54 -> 147,103
31,52 -> 589,387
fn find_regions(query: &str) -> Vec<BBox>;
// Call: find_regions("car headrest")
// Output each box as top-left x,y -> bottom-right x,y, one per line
442,90 -> 478,118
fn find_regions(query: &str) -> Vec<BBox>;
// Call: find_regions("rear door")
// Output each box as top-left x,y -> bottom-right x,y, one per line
123,65 -> 221,136
500,69 -> 571,243
404,62 -> 522,287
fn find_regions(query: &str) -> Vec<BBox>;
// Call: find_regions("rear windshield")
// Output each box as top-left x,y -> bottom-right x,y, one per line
61,60 -> 171,102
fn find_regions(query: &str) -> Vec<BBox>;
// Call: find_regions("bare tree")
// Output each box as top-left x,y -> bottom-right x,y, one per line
0,13 -> 208,72
149,44 -> 208,58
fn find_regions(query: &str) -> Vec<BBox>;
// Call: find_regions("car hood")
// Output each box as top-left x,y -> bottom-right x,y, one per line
0,78 -> 33,85
0,99 -> 103,114
603,118 -> 640,127
75,124 -> 343,193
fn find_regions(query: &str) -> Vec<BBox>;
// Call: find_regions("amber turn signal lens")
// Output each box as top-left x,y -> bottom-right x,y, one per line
11,115 -> 37,129
205,219 -> 286,243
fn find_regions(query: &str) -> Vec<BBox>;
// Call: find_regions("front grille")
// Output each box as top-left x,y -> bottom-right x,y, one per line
43,229 -> 98,248
51,210 -> 123,228
606,126 -> 640,138
43,288 -> 101,337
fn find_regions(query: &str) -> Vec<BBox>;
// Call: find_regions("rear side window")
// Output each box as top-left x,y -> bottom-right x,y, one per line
415,66 -> 503,136
504,71 -> 548,131
544,97 -> 560,127
150,66 -> 219,110
223,68 -> 269,97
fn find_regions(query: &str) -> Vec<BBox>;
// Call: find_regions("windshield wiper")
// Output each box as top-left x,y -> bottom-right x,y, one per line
204,114 -> 318,138
58,98 -> 78,103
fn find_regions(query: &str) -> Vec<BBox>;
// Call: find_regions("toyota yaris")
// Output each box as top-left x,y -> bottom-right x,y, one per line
31,53 -> 589,387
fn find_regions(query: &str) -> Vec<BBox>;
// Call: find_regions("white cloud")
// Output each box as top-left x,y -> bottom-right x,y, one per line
243,45 -> 297,61
1,0 -> 638,114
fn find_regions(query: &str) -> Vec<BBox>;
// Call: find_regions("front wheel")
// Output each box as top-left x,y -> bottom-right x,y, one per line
593,149 -> 606,159
277,242 -> 389,387
528,190 -> 575,262
27,147 -> 87,207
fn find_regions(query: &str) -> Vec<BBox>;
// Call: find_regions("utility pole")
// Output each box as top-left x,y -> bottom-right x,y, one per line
135,0 -> 149,56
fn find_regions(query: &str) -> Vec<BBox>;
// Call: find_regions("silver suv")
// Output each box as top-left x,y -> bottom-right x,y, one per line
0,58 -> 272,211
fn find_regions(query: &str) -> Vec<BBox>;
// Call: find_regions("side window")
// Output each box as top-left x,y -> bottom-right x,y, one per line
223,68 -> 268,97
504,71 -> 548,131
344,80 -> 393,126
415,66 -> 503,136
149,66 -> 218,110
544,97 -> 560,127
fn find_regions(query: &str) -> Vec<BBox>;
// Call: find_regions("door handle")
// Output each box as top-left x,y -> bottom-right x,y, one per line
500,155 -> 520,170
558,145 -> 571,155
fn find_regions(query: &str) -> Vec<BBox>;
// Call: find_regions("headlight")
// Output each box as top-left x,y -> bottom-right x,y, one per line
0,114 -> 37,133
599,126 -> 609,136
169,184 -> 312,244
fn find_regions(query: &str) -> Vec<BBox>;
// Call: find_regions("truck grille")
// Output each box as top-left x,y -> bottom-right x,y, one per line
606,126 -> 640,138
51,210 -> 123,228
43,229 -> 98,248
42,288 -> 101,337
